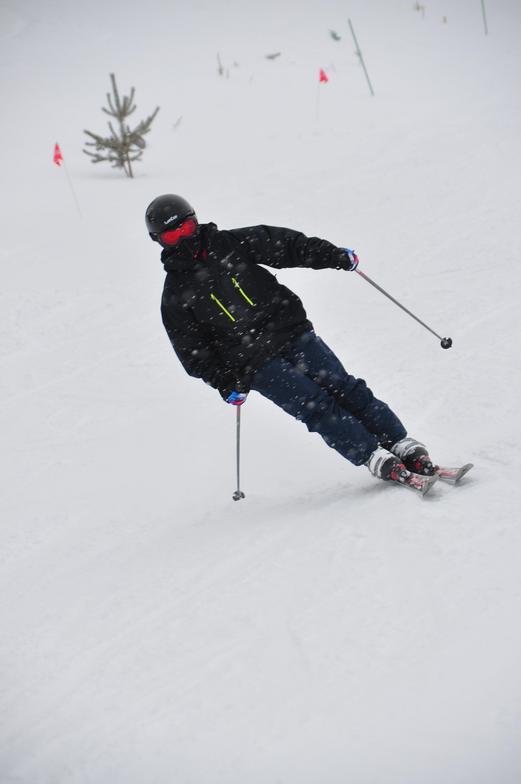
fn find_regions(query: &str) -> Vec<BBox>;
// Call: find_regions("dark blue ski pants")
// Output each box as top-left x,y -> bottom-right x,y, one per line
251,331 -> 406,466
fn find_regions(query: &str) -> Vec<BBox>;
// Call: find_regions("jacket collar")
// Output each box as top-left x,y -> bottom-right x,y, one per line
161,222 -> 217,272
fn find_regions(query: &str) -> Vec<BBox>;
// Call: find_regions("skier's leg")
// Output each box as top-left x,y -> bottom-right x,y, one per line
282,331 -> 406,447
251,356 -> 379,466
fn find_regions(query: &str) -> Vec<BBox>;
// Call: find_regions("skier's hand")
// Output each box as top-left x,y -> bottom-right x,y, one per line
226,391 -> 248,406
344,248 -> 359,271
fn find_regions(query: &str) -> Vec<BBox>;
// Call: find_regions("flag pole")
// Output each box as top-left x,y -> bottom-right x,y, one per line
62,158 -> 82,218
316,69 -> 328,122
54,143 -> 82,218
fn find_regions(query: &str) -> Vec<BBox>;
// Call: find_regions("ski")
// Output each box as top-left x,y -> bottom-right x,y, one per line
435,463 -> 474,484
401,471 -> 439,496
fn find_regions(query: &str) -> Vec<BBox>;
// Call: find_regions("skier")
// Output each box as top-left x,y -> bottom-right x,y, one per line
146,193 -> 439,491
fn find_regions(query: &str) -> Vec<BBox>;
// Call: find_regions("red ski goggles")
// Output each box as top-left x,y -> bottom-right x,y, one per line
158,216 -> 198,246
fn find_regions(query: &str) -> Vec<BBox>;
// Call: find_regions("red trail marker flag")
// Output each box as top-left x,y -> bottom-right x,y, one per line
53,142 -> 63,166
319,68 -> 329,83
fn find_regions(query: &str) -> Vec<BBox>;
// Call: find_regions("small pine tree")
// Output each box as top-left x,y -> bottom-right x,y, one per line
83,73 -> 159,178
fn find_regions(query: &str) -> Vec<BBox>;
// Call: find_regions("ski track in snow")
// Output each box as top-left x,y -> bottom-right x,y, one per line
1,1 -> 521,782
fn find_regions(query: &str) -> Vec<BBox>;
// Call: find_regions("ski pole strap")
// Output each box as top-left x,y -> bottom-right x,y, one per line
355,268 -> 443,341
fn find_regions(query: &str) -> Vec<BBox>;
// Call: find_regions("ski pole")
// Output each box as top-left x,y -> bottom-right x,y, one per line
356,268 -> 453,349
232,406 -> 246,501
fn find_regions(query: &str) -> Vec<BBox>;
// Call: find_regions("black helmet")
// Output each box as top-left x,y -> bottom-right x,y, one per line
145,194 -> 196,240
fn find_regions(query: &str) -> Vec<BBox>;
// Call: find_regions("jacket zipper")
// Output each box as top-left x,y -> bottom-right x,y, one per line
210,277 -> 256,322
210,293 -> 236,322
231,277 -> 256,306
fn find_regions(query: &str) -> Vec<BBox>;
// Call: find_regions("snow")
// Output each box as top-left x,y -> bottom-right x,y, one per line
1,0 -> 521,781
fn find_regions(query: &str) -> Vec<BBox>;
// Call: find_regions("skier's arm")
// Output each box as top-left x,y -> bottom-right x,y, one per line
228,225 -> 356,271
162,294 -> 253,400
161,295 -> 223,389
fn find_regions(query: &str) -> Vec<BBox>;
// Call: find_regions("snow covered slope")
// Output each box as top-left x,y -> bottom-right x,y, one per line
1,1 -> 521,781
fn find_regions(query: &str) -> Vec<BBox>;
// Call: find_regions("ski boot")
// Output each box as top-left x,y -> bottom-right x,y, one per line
391,438 -> 474,484
367,446 -> 409,483
366,446 -> 439,496
390,437 -> 438,476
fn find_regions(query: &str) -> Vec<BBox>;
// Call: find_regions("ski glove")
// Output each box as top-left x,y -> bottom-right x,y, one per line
344,248 -> 359,271
226,391 -> 248,406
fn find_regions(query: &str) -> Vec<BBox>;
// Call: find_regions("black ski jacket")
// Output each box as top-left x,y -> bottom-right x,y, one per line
160,222 -> 352,398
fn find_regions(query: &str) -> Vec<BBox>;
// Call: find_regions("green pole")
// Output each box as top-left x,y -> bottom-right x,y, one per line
348,19 -> 375,97
480,0 -> 488,35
